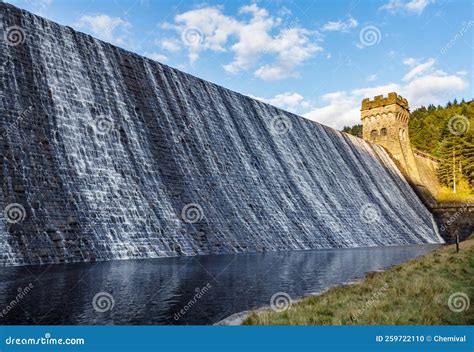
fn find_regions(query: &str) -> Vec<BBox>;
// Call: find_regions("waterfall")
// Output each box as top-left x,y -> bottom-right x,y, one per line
0,3 -> 442,266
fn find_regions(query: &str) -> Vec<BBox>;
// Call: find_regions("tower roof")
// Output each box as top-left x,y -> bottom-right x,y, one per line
361,92 -> 409,111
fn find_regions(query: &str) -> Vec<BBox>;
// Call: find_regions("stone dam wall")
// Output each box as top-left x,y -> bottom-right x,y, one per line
414,151 -> 440,199
0,3 -> 443,266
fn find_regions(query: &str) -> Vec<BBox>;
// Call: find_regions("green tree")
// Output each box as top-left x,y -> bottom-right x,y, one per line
342,124 -> 362,138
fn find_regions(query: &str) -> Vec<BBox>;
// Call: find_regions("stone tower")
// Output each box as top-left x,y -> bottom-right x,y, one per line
361,92 -> 421,183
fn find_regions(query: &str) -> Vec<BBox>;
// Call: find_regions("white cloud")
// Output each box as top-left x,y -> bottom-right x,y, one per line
303,91 -> 361,128
321,17 -> 358,32
252,28 -> 321,80
160,39 -> 181,52
403,57 -> 420,66
254,65 -> 291,80
76,14 -> 131,44
222,5 -> 275,73
381,0 -> 434,14
405,0 -> 434,13
367,74 -> 378,82
277,7 -> 292,17
163,4 -> 321,79
163,7 -> 240,63
249,92 -> 311,111
143,52 -> 168,62
300,61 -> 466,129
388,50 -> 397,58
303,83 -> 399,128
248,58 -> 467,129
352,84 -> 401,99
404,71 -> 467,106
403,58 -> 435,81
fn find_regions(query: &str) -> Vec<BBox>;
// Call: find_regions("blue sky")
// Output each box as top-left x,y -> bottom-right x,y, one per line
7,0 -> 473,128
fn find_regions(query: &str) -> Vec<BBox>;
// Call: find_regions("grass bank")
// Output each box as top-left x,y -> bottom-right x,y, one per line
244,238 -> 474,325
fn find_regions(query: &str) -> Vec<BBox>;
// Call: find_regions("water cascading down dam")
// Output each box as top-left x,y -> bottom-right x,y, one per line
0,3 -> 443,266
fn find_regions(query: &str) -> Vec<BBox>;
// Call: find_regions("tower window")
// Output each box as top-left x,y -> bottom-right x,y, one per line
399,128 -> 406,140
380,128 -> 387,136
370,130 -> 378,141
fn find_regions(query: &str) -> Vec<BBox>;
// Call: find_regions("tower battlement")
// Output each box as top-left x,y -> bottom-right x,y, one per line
360,92 -> 421,184
360,92 -> 410,140
361,92 -> 409,111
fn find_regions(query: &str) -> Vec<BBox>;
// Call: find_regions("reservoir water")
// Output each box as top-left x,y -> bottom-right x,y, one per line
0,244 -> 439,325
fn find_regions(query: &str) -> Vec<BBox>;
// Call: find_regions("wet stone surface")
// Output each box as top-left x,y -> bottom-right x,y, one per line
0,3 -> 441,266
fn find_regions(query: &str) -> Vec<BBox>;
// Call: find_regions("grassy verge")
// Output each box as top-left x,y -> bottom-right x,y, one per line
244,238 -> 474,325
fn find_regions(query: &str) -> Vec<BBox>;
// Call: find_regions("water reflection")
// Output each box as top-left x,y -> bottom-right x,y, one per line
0,244 -> 439,325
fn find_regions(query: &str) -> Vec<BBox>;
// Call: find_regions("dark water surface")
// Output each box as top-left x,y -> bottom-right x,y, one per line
0,245 -> 439,325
